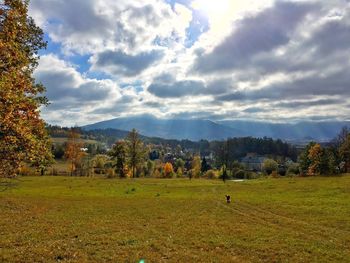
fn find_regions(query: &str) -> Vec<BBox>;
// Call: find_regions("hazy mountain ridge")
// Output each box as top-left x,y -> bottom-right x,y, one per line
82,115 -> 349,142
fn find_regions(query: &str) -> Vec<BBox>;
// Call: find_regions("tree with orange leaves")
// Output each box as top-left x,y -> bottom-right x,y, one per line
308,143 -> 322,176
164,162 -> 174,178
0,0 -> 52,178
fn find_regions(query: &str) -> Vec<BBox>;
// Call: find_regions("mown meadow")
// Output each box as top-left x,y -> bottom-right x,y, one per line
1,176 -> 350,262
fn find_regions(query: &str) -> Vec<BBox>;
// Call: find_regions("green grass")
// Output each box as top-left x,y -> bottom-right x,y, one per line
1,176 -> 350,262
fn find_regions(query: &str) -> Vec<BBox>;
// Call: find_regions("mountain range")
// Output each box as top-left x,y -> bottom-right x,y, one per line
82,114 -> 349,142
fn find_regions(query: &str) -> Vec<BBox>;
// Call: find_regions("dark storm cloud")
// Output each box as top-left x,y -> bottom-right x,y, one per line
92,49 -> 164,76
192,1 -> 318,73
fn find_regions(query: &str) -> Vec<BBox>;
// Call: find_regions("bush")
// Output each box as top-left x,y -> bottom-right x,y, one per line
245,172 -> 260,180
278,165 -> 287,176
205,169 -> 219,179
287,163 -> 300,176
153,169 -> 162,178
263,159 -> 278,175
234,170 -> 245,179
176,167 -> 183,178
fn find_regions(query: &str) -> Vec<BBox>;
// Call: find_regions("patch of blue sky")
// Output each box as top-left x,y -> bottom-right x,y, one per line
38,33 -> 61,56
68,54 -> 91,74
164,0 -> 209,47
84,70 -> 113,81
185,10 -> 209,47
120,81 -> 144,93
165,0 -> 191,9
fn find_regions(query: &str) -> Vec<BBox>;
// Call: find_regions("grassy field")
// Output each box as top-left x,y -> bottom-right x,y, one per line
1,176 -> 350,262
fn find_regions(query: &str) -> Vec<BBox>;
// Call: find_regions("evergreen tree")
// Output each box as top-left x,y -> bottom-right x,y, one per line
201,157 -> 210,173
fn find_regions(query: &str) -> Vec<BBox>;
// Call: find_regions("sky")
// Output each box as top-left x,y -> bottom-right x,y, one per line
28,0 -> 350,126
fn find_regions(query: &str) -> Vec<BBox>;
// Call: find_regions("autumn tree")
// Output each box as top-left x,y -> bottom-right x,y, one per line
191,155 -> 201,178
109,140 -> 127,178
125,129 -> 145,178
0,0 -> 52,178
308,143 -> 322,176
299,142 -> 316,176
164,162 -> 174,178
64,129 -> 84,176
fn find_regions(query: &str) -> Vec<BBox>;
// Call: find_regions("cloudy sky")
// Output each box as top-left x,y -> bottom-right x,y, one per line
29,0 -> 350,126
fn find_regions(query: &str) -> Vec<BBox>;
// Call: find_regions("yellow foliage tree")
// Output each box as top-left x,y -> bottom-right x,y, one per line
164,162 -> 174,178
308,143 -> 322,176
191,155 -> 201,178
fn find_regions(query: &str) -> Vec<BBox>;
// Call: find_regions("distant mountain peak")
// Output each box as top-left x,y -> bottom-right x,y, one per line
82,115 -> 349,142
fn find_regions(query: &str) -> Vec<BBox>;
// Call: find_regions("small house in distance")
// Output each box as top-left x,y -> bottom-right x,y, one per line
241,153 -> 267,172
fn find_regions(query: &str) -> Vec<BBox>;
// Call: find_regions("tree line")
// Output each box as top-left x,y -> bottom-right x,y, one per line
299,127 -> 350,176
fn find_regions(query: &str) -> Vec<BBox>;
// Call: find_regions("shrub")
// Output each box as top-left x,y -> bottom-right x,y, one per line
234,170 -> 245,179
263,159 -> 278,175
278,165 -> 287,176
205,169 -> 219,179
245,172 -> 260,180
176,167 -> 183,178
153,169 -> 162,178
287,163 -> 300,176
